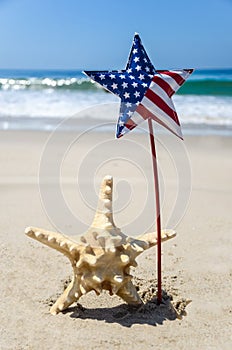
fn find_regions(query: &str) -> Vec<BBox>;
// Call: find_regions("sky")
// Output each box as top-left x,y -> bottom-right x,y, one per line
0,0 -> 231,70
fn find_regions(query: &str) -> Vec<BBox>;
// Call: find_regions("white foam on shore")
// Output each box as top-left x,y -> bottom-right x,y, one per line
0,88 -> 231,132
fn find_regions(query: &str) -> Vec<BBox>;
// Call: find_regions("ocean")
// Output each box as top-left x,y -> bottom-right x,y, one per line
0,68 -> 232,135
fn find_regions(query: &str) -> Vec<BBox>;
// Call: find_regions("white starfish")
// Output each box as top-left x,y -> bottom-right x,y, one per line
25,176 -> 176,315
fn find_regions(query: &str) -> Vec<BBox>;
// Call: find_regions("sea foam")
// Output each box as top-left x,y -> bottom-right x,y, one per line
0,69 -> 231,133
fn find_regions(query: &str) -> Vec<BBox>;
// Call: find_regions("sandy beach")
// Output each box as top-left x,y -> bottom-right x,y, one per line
0,129 -> 231,349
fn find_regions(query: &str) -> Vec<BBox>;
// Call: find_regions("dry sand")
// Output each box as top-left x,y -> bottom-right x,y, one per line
0,130 -> 231,349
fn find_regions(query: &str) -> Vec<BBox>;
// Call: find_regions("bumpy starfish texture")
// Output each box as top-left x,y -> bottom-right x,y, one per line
25,175 -> 176,315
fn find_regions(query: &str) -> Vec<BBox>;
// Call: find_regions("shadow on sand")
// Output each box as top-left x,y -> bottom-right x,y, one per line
62,290 -> 180,327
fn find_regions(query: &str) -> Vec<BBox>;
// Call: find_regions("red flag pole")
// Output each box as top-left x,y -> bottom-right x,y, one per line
148,118 -> 162,304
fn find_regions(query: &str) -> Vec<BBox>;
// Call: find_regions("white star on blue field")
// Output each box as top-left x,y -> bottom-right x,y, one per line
84,34 -> 156,137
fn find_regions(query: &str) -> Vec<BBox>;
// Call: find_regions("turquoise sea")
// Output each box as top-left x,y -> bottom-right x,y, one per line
0,68 -> 232,134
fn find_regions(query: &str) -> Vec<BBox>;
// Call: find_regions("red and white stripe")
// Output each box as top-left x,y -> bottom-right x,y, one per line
123,69 -> 194,139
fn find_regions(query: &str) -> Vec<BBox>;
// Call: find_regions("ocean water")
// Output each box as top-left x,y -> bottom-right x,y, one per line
0,68 -> 232,134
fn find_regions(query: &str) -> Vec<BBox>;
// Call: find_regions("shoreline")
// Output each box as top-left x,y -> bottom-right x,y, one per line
0,116 -> 232,137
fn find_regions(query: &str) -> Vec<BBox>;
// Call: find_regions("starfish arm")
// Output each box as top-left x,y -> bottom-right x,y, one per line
137,229 -> 176,249
116,280 -> 143,305
50,276 -> 82,315
25,226 -> 79,259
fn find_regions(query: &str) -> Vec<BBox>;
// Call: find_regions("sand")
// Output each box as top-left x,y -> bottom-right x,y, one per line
0,129 -> 231,349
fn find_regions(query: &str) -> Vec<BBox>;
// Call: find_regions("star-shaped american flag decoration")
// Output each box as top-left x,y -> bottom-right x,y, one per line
84,33 -> 193,139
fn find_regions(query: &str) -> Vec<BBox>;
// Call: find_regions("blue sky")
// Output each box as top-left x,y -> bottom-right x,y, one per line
0,0 -> 231,70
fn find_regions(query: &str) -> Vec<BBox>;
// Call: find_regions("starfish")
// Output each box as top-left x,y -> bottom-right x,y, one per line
25,175 -> 176,315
